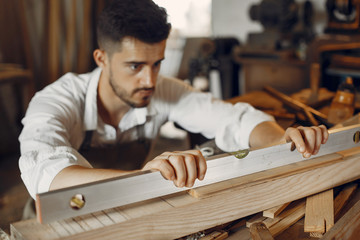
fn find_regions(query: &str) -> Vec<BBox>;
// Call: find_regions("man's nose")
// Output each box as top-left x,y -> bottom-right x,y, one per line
141,67 -> 156,87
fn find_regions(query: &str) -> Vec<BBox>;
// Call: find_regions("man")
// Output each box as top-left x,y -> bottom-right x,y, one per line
19,0 -> 328,199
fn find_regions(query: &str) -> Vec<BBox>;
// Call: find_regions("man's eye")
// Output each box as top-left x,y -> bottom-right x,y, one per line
130,64 -> 141,71
153,61 -> 162,71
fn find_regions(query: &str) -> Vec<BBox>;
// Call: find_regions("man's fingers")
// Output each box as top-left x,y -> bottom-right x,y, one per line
143,158 -> 176,181
183,149 -> 207,181
285,127 -> 306,153
169,155 -> 187,187
319,125 -> 329,144
311,126 -> 322,155
301,127 -> 316,157
285,125 -> 329,158
143,150 -> 207,188
184,155 -> 197,187
197,153 -> 207,181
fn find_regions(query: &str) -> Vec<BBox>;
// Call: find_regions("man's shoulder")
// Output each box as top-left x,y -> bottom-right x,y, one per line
39,68 -> 99,95
28,68 -> 101,115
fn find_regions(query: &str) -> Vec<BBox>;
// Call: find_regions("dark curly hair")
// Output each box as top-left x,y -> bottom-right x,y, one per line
96,0 -> 171,53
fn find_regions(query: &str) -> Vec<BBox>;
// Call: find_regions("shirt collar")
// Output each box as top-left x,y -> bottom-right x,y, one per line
83,68 -> 158,131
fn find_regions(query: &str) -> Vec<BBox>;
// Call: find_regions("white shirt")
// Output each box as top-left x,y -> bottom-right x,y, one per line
19,68 -> 274,198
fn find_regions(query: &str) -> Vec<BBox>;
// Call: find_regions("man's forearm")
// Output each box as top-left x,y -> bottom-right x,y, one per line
49,165 -> 138,191
249,121 -> 286,149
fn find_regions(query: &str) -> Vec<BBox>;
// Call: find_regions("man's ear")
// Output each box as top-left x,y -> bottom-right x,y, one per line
93,49 -> 107,68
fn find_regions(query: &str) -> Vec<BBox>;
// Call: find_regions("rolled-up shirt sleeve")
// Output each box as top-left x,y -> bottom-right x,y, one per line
19,146 -> 92,199
18,74 -> 92,199
214,102 -> 275,152
161,79 -> 275,152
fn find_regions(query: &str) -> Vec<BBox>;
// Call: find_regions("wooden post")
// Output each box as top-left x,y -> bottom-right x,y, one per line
304,189 -> 334,235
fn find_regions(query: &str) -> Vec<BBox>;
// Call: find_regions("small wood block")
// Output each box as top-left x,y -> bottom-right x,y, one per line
267,200 -> 306,237
246,213 -> 267,228
263,200 -> 305,229
263,202 -> 291,218
304,189 -> 334,234
337,146 -> 360,158
310,232 -> 323,238
249,222 -> 274,240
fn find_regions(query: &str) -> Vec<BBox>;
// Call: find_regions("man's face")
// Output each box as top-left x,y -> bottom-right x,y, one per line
106,37 -> 166,108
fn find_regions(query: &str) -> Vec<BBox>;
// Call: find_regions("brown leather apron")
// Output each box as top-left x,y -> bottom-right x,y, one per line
79,125 -> 151,171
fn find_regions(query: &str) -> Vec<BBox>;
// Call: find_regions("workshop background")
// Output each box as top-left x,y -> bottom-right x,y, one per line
1,0 -> 360,236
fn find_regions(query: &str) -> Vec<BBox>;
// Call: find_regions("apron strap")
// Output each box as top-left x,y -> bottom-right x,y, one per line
79,130 -> 94,151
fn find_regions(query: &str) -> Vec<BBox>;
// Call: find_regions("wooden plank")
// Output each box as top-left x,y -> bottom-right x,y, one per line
304,189 -> 334,234
322,199 -> 360,240
161,192 -> 198,208
303,108 -> 319,126
48,221 -> 71,238
274,219 -> 309,240
263,202 -> 291,219
116,197 -> 173,219
62,218 -> 84,235
56,219 -> 79,236
263,85 -> 328,121
51,153 -> 360,239
334,183 -> 358,221
249,222 -> 274,240
102,208 -> 127,223
92,211 -> 114,226
189,153 -> 343,199
11,219 -> 61,240
263,200 -> 305,229
77,213 -> 104,229
268,201 -> 305,237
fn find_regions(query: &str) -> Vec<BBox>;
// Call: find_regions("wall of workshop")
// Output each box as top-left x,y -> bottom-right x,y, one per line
0,0 -> 108,156
211,0 -> 328,43
211,0 -> 329,95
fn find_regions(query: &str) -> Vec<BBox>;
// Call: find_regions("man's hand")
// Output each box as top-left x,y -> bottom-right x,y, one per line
249,121 -> 329,158
284,124 -> 329,158
142,150 -> 207,188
